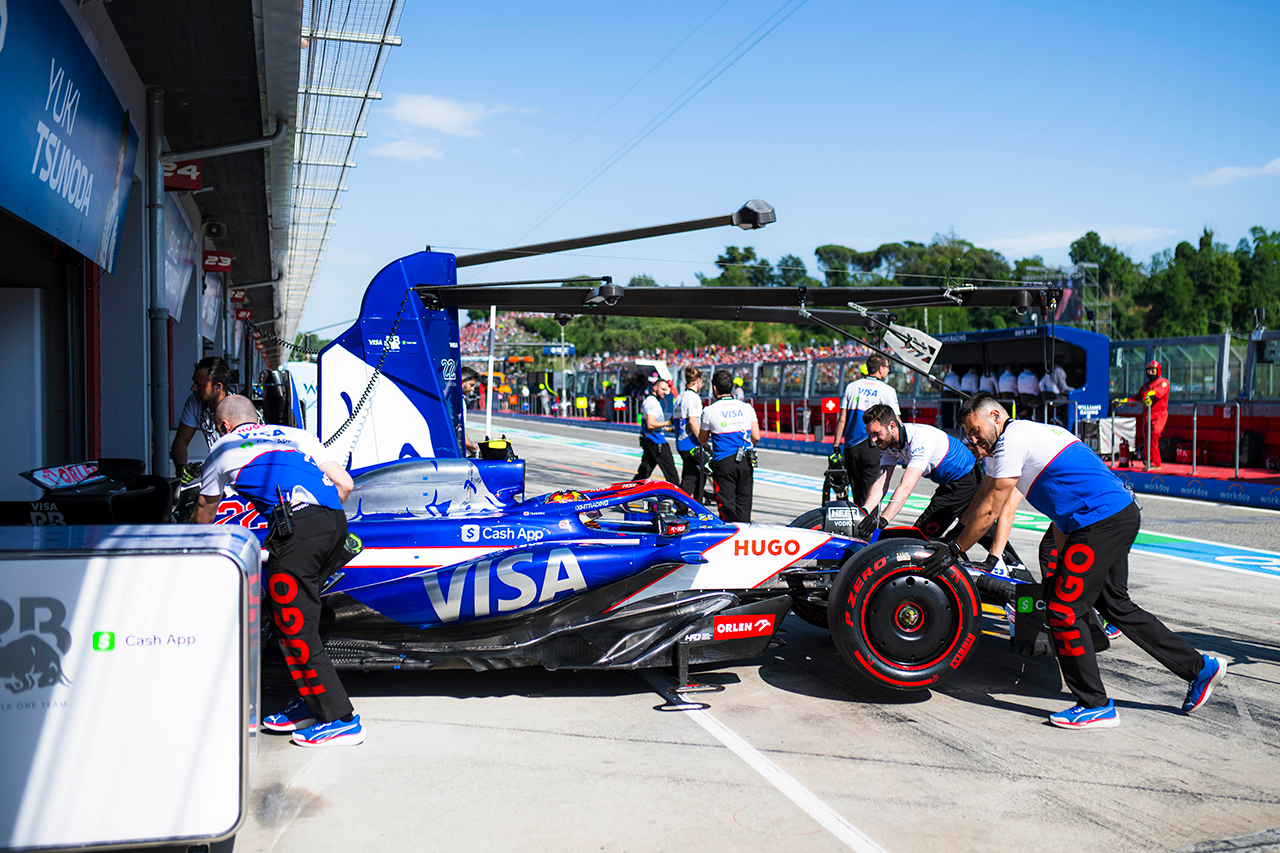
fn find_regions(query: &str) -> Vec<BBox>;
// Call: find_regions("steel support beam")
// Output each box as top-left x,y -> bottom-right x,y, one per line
146,89 -> 169,477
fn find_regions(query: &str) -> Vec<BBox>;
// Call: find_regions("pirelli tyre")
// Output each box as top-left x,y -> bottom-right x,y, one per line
828,539 -> 981,691
788,508 -> 825,531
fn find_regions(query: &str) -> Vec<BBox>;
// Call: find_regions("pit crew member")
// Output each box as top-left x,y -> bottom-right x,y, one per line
673,367 -> 705,498
859,403 -> 983,540
193,395 -> 364,747
831,354 -> 900,506
171,356 -> 231,477
955,391 -> 1226,729
699,369 -> 761,523
1120,360 -> 1170,470
634,378 -> 679,484
460,366 -> 479,456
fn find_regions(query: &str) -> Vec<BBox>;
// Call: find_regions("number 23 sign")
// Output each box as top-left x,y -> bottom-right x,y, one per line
202,251 -> 232,272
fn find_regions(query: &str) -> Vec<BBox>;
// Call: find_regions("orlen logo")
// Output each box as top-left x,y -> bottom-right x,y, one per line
733,538 -> 801,557
712,614 -> 776,640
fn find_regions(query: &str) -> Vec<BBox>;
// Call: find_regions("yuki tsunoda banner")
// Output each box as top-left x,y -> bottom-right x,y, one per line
0,0 -> 139,274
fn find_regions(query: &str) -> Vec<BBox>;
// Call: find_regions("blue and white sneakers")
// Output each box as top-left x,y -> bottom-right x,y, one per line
1183,655 -> 1228,714
292,714 -> 365,748
262,698 -> 317,733
1049,700 -> 1121,729
1102,619 -> 1122,641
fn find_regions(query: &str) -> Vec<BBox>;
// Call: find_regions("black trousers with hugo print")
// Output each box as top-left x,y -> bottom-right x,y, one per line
1045,501 -> 1204,708
266,505 -> 354,723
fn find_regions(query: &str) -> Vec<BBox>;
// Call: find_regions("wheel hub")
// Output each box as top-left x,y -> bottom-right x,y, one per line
864,573 -> 958,665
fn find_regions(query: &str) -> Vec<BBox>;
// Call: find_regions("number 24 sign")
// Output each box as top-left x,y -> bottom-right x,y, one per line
163,159 -> 203,191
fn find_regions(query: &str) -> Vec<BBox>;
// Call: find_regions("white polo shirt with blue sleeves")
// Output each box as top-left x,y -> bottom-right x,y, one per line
639,394 -> 668,446
700,397 -> 758,461
673,388 -> 703,452
839,377 -> 899,446
200,423 -> 344,515
879,422 -> 976,485
984,420 -> 1133,534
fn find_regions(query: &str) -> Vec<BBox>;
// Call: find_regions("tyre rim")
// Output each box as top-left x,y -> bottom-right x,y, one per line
863,571 -> 958,666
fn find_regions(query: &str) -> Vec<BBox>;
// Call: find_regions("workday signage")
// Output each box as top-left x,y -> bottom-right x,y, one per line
0,0 -> 139,274
1113,469 -> 1280,510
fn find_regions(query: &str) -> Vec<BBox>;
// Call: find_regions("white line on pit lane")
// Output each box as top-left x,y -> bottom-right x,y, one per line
641,672 -> 887,853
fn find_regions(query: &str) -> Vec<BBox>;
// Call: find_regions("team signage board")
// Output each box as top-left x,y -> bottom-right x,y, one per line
881,322 -> 942,377
235,308 -> 252,321
229,289 -> 247,303
202,251 -> 233,273
543,344 -> 575,356
0,0 -> 140,274
162,159 -> 202,191
0,525 -> 259,850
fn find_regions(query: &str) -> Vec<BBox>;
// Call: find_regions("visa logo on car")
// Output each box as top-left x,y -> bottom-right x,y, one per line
422,548 -> 587,622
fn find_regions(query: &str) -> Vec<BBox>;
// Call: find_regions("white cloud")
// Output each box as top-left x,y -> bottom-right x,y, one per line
1193,157 -> 1280,187
979,226 -> 1176,257
511,147 -> 522,157
386,94 -> 510,137
370,139 -> 444,161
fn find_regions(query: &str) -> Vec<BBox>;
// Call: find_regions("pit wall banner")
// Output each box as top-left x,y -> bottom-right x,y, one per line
0,0 -> 140,274
164,192 -> 196,321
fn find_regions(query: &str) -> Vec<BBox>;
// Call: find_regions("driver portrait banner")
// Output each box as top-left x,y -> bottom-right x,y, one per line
0,0 -> 140,275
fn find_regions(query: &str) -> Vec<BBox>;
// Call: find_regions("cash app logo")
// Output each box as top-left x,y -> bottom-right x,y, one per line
1016,597 -> 1033,614
92,631 -> 115,651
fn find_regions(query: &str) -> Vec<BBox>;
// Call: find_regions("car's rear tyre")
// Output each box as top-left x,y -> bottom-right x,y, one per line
789,508 -> 826,530
828,539 -> 981,691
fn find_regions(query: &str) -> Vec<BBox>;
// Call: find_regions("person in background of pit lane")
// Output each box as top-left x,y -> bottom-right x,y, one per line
980,367 -> 999,396
960,367 -> 981,395
954,391 -> 1227,729
700,369 -> 761,523
731,375 -> 746,402
193,395 -> 364,747
832,354 -> 900,506
674,367 -> 705,498
460,366 -> 479,456
1119,360 -> 1170,470
997,364 -> 1018,400
171,356 -> 232,479
634,378 -> 679,483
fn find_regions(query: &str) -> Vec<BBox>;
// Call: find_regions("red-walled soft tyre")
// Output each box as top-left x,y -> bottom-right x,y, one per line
828,540 -> 981,691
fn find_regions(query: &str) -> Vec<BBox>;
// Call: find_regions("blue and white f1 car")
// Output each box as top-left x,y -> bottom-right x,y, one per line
224,249 -> 1067,691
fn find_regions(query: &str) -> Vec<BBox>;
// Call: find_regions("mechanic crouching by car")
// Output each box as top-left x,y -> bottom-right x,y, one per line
192,394 -> 365,748
859,404 -> 983,541
699,369 -> 761,523
954,391 -> 1227,729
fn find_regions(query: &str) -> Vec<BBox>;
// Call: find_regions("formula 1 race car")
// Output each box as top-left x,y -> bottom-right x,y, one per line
233,455 -> 1067,693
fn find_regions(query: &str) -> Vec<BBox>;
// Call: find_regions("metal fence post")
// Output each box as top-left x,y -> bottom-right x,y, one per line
1192,405 -> 1199,476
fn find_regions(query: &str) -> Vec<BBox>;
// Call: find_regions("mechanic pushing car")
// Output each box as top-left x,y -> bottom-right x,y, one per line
699,369 -> 761,522
634,377 -> 679,484
673,367 -> 705,498
1120,360 -> 1170,470
193,394 -> 365,747
171,356 -> 232,477
954,391 -> 1227,729
831,354 -> 900,506
859,403 -> 985,541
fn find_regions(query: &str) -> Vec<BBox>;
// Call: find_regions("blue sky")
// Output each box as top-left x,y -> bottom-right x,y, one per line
297,0 -> 1280,335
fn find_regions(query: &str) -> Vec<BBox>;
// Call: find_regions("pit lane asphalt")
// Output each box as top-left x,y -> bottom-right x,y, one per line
224,416 -> 1280,853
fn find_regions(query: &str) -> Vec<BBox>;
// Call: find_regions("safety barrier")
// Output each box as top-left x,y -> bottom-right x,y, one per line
1190,401 -> 1241,477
